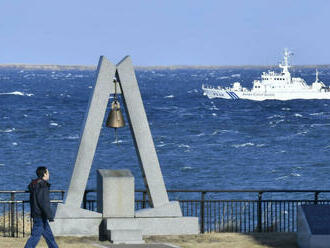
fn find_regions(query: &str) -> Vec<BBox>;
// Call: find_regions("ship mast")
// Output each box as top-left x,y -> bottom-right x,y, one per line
315,69 -> 319,82
279,48 -> 292,77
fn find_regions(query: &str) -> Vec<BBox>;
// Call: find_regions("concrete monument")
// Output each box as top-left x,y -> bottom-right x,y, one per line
50,56 -> 199,241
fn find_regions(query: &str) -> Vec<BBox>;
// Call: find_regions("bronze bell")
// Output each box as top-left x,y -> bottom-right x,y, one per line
106,100 -> 125,128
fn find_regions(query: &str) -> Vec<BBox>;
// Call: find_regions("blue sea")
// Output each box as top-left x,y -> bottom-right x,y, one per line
1,67 -> 330,193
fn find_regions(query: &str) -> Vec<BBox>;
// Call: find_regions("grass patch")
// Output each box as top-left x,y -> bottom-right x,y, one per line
0,233 -> 297,248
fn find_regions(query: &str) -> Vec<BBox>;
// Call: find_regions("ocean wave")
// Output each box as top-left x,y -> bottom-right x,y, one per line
232,142 -> 254,148
178,144 -> 190,148
218,76 -> 229,80
50,122 -> 59,126
181,166 -> 193,171
164,95 -> 174,98
269,119 -> 284,125
187,89 -> 199,94
209,106 -> 219,111
65,135 -> 79,140
231,74 -> 240,78
0,91 -> 34,96
0,128 -> 16,133
311,123 -> 330,128
309,112 -> 324,116
212,113 -> 217,116
294,113 -> 303,117
12,142 -> 18,146
111,139 -> 123,144
276,175 -> 289,180
256,144 -> 266,147
297,130 -> 308,135
267,114 -> 284,119
281,107 -> 291,111
290,173 -> 301,177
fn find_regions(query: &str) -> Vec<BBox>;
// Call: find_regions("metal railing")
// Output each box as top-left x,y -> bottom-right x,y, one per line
1,189 -> 330,237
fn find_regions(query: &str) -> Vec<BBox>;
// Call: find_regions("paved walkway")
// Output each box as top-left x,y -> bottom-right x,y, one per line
92,243 -> 180,248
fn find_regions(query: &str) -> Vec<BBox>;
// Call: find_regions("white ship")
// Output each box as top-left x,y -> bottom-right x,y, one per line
202,49 -> 330,101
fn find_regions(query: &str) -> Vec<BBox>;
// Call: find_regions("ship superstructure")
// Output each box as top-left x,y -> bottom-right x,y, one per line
202,49 -> 330,101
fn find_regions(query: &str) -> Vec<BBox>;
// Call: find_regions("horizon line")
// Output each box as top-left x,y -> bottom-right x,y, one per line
0,63 -> 329,71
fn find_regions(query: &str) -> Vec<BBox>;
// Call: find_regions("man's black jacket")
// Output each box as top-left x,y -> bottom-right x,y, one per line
28,178 -> 53,220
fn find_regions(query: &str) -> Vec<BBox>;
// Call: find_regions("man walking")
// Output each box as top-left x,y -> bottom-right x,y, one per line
24,166 -> 58,248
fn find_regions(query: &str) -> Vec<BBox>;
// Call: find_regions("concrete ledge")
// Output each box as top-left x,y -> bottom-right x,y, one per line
135,201 -> 182,217
136,217 -> 199,235
52,204 -> 102,236
54,203 -> 102,218
50,218 -> 102,236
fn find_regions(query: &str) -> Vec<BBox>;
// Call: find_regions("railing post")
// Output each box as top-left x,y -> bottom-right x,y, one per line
200,191 -> 206,233
314,191 -> 319,205
257,192 -> 263,232
10,192 -> 15,237
142,191 -> 147,209
83,190 -> 87,209
61,191 -> 65,201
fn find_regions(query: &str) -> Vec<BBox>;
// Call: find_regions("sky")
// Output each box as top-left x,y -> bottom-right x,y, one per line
1,0 -> 330,66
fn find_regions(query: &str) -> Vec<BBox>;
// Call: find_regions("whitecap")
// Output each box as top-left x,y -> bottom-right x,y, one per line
297,131 -> 308,135
164,95 -> 174,98
309,112 -> 324,116
0,163 -> 4,166
187,89 -> 199,94
0,91 -> 33,96
267,114 -> 284,119
311,124 -> 330,128
1,128 -> 15,133
12,142 -> 18,146
231,74 -> 240,78
111,139 -> 123,144
23,114 -> 28,117
276,175 -> 289,180
209,106 -> 219,111
291,173 -> 301,177
181,166 -> 192,171
281,107 -> 290,111
195,133 -> 205,137
50,122 -> 58,126
218,76 -> 229,79
156,144 -> 166,147
212,130 -> 219,135
178,144 -> 190,148
88,86 -> 93,89
232,142 -> 254,148
66,135 -> 79,140
294,113 -> 303,117
212,113 -> 217,116
256,144 -> 265,147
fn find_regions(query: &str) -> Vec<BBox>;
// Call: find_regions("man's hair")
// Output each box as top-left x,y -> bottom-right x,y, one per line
36,166 -> 48,178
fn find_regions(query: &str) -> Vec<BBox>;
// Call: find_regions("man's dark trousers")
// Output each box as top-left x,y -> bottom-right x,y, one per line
24,217 -> 58,248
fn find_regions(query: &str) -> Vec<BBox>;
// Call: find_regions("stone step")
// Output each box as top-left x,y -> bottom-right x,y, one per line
110,229 -> 144,244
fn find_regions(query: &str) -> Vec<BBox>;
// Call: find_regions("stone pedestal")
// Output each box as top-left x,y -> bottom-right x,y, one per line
98,169 -> 144,244
97,169 -> 134,218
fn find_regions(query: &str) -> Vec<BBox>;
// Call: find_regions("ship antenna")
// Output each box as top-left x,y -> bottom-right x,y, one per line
279,48 -> 292,74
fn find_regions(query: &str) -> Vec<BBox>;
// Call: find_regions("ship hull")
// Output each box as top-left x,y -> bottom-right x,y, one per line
203,88 -> 330,101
